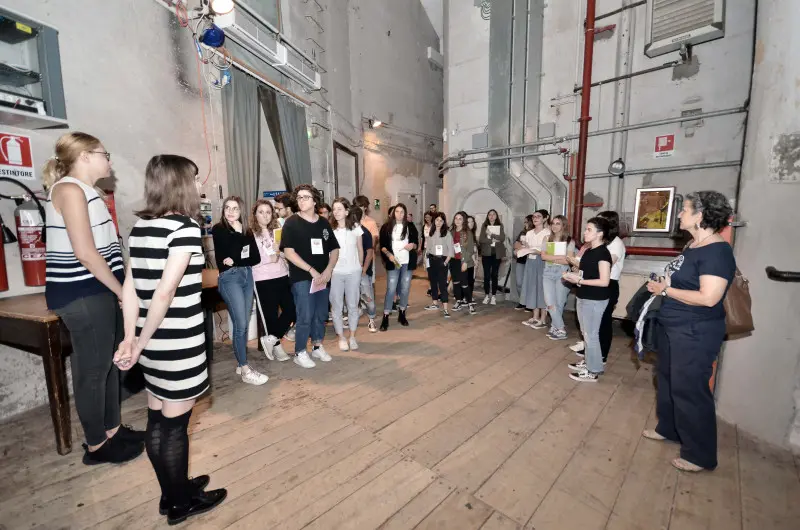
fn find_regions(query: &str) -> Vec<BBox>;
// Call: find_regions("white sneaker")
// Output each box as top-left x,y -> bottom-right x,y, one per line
349,337 -> 359,350
368,319 -> 378,333
569,368 -> 598,383
294,351 -> 316,368
490,295 -> 496,305
260,335 -> 278,360
531,320 -> 547,330
569,341 -> 585,353
312,345 -> 332,362
522,318 -> 537,327
238,365 -> 268,386
273,343 -> 291,361
338,337 -> 350,351
482,295 -> 490,305
285,327 -> 296,342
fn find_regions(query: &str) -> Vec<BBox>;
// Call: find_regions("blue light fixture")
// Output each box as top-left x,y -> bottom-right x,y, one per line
200,24 -> 226,48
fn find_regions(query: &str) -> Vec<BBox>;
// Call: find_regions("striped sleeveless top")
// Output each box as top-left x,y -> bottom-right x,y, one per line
45,177 -> 124,310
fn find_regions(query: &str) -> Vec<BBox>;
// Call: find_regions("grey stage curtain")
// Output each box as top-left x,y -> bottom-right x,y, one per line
222,67 -> 261,204
257,85 -> 312,190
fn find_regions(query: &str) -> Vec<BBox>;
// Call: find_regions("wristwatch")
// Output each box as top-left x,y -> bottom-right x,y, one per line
660,288 -> 668,297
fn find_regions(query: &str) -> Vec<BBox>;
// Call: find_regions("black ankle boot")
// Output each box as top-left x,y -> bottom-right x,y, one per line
167,488 -> 227,525
380,314 -> 389,331
398,309 -> 409,326
82,434 -> 144,466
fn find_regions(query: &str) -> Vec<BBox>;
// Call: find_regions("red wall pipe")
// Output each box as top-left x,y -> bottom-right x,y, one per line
625,246 -> 681,257
573,0 -> 597,242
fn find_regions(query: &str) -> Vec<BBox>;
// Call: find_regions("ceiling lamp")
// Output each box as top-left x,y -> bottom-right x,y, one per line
209,0 -> 234,15
369,118 -> 382,129
608,158 -> 626,177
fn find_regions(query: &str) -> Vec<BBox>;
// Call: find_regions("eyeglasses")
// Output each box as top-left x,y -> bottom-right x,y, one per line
296,195 -> 314,202
90,151 -> 111,161
224,206 -> 240,212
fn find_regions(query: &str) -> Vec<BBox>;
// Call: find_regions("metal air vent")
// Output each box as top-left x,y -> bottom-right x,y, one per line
644,0 -> 725,58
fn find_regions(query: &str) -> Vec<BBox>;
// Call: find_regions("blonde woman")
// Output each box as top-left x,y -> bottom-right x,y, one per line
115,154 -> 226,524
521,209 -> 551,327
540,215 -> 575,340
251,199 -> 294,362
43,132 -> 144,465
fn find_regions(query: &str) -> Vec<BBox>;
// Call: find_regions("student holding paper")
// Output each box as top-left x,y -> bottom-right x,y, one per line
513,215 -> 534,310
212,197 -> 267,385
540,215 -> 575,340
280,185 -> 340,368
479,209 -> 506,305
520,210 -> 551,327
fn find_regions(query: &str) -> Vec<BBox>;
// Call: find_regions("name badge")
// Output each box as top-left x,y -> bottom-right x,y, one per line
265,246 -> 276,256
311,238 -> 324,255
425,257 -> 430,268
454,243 -> 462,254
241,246 -> 250,259
435,244 -> 443,256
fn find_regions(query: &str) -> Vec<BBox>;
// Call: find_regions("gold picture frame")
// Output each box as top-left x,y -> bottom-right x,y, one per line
633,187 -> 675,233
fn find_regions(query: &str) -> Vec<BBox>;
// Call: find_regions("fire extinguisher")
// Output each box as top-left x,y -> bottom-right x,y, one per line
15,199 -> 46,287
0,217 -> 9,292
102,190 -> 120,237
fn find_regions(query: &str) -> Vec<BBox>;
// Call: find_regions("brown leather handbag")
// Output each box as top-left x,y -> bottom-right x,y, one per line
724,268 -> 754,336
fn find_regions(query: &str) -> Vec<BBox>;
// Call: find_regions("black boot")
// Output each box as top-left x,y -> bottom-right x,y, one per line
398,309 -> 409,326
380,314 -> 389,331
167,489 -> 228,525
159,475 -> 210,515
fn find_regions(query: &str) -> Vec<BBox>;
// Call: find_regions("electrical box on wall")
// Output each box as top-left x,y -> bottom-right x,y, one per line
0,6 -> 67,129
644,0 -> 725,58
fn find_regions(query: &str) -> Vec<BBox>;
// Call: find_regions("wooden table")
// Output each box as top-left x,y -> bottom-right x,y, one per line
0,271 -> 223,456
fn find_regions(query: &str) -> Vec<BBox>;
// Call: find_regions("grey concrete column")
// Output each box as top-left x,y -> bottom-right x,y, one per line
715,0 -> 800,450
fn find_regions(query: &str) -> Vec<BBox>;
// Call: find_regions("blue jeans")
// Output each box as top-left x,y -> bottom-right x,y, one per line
360,274 -> 376,319
576,298 -> 608,374
384,264 -> 412,314
542,266 -> 570,330
217,267 -> 254,367
291,280 -> 329,353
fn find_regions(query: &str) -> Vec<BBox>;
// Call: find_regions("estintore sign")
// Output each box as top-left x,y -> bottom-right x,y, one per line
654,134 -> 675,159
0,133 -> 35,180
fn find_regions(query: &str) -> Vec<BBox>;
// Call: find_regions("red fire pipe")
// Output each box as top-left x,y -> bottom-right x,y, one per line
573,0 -> 597,242
625,246 -> 681,257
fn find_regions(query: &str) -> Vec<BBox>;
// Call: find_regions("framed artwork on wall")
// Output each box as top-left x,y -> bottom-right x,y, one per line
632,186 -> 676,233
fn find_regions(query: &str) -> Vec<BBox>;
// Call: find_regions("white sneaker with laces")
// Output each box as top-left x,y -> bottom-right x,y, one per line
490,295 -> 497,305
368,319 -> 378,333
238,365 -> 269,385
285,327 -> 296,342
312,345 -> 332,362
338,337 -> 349,351
482,295 -> 490,305
531,320 -> 547,329
294,351 -> 316,368
522,318 -> 537,327
349,337 -> 359,350
273,343 -> 291,361
260,335 -> 279,360
424,303 -> 440,311
569,368 -> 598,383
569,340 -> 585,352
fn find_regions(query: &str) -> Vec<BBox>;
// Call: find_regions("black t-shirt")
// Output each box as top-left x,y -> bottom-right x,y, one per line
577,245 -> 612,300
362,228 -> 374,277
279,214 -> 340,284
659,242 -> 736,324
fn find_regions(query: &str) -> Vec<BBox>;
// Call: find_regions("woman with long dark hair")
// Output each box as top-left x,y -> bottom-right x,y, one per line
423,212 -> 453,317
450,211 -> 476,315
329,197 -> 365,351
251,199 -> 294,362
478,209 -> 506,305
520,209 -> 551,327
212,197 -> 266,385
115,155 -> 226,524
378,203 -> 418,330
513,215 -> 533,310
596,210 -> 626,363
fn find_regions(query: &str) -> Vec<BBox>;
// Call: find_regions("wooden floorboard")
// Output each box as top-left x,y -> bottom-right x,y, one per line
1,280 -> 797,529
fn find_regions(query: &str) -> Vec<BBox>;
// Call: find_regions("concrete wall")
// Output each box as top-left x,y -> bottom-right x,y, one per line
0,0 -> 226,419
714,0 -> 800,451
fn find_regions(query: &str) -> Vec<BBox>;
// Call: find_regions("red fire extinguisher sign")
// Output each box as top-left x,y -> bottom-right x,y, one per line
0,133 -> 35,180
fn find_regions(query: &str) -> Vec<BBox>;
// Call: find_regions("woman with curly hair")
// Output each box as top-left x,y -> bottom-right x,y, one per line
644,191 -> 736,472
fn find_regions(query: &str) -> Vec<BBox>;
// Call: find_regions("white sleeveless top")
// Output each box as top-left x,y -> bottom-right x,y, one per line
44,177 -> 124,309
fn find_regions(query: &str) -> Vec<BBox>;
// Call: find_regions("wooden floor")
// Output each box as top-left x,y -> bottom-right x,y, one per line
2,280 -> 799,530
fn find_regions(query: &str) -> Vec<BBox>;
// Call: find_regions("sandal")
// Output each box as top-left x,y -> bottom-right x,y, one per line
671,458 -> 705,472
642,429 -> 667,441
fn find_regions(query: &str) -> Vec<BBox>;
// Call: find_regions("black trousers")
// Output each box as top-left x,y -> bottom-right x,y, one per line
428,256 -> 449,303
482,255 -> 500,295
255,276 -> 296,339
655,319 -> 725,469
599,279 -> 619,361
449,259 -> 472,303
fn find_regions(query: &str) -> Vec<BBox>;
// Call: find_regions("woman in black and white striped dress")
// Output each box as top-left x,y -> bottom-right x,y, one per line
114,155 -> 226,525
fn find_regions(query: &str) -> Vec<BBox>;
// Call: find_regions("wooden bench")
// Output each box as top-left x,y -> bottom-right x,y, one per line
0,270 -> 223,456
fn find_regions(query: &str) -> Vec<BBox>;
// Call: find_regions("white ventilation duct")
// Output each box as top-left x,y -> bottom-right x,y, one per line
644,0 -> 726,58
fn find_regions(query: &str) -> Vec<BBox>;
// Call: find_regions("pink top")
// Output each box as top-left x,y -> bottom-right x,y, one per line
252,230 -> 289,281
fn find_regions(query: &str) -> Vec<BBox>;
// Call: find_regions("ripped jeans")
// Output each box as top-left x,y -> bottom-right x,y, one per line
542,265 -> 570,330
384,264 -> 412,314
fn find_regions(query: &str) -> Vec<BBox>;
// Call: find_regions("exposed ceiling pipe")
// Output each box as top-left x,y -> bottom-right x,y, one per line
573,0 -> 597,242
439,147 -> 563,173
584,160 -> 741,179
593,0 -> 646,23
626,246 -> 681,257
440,106 -> 748,168
573,61 -> 679,93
